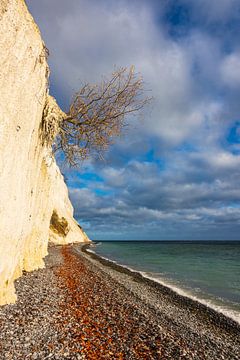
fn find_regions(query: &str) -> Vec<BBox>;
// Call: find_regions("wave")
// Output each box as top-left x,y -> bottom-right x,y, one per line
85,247 -> 240,326
140,272 -> 240,325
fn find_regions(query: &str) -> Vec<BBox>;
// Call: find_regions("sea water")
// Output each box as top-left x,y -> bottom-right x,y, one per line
91,241 -> 240,324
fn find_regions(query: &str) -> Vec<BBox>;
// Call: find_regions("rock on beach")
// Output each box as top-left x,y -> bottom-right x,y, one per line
0,244 -> 239,359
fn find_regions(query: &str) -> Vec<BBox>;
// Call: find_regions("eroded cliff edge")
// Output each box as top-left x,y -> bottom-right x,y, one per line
0,0 -> 90,305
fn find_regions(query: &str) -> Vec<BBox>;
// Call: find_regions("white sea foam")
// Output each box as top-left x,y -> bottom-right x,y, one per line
140,272 -> 240,325
85,247 -> 240,326
85,249 -> 95,254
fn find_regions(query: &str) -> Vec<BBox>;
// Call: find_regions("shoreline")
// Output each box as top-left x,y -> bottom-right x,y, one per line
80,243 -> 240,334
0,244 -> 239,359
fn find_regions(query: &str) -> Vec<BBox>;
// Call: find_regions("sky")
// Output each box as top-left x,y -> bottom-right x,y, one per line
26,0 -> 240,240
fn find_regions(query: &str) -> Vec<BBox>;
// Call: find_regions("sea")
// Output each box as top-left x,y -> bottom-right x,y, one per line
89,240 -> 240,324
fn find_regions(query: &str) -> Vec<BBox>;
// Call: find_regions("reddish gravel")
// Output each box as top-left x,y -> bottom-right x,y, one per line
56,246 -> 173,359
55,245 -> 240,359
0,244 -> 239,360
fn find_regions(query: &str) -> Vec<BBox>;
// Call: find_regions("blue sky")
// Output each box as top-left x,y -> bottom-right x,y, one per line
26,0 -> 240,240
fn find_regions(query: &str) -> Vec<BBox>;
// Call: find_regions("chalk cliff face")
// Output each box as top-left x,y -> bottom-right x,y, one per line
0,0 -> 90,305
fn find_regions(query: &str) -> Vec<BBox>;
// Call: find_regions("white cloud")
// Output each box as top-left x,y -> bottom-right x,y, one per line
220,53 -> 240,88
101,167 -> 125,187
69,188 -> 98,208
25,0 -> 201,145
207,151 -> 240,169
26,0 -> 240,148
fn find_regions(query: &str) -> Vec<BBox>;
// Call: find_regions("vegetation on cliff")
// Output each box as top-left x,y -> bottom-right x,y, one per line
42,66 -> 151,166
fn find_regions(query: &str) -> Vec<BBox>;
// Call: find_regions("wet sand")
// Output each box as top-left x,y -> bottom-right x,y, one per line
0,244 -> 239,359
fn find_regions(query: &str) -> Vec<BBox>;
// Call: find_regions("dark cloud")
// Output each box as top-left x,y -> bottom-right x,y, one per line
68,151 -> 240,239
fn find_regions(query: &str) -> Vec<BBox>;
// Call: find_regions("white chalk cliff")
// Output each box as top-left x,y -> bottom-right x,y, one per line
0,0 -> 90,305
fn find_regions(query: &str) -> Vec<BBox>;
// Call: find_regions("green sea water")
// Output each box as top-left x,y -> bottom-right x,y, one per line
91,241 -> 240,323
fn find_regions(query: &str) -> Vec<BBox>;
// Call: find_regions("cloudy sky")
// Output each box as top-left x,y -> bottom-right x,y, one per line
26,0 -> 240,240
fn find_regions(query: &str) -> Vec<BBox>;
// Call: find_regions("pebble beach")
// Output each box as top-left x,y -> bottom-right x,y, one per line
0,244 -> 239,359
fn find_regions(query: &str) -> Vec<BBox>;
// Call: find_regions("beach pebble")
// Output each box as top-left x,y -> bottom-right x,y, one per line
0,244 -> 239,360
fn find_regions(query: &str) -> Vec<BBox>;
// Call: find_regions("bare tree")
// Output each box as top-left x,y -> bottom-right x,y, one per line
55,66 -> 151,166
